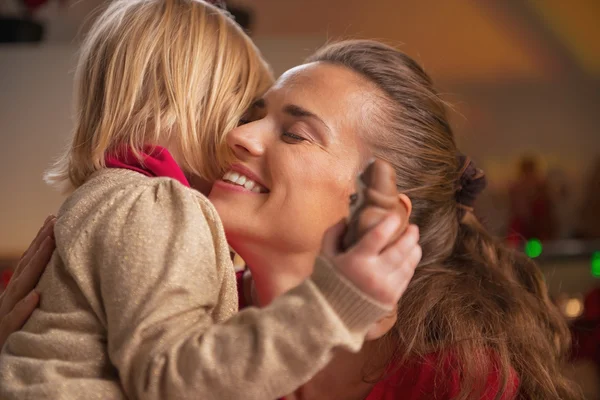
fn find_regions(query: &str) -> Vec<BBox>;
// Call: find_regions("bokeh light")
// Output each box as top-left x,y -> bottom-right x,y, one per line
592,251 -> 600,278
525,238 -> 543,258
564,298 -> 584,319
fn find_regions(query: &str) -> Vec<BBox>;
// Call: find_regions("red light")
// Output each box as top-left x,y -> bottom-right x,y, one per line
1,269 -> 13,289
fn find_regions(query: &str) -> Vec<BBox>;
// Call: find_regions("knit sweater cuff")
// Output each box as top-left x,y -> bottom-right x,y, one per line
310,256 -> 392,333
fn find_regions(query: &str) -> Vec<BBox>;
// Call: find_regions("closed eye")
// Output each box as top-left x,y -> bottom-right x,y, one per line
282,132 -> 307,143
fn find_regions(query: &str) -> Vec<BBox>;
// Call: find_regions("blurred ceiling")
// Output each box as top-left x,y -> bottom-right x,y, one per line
526,0 -> 600,76
233,0 -> 599,82
31,0 -> 600,83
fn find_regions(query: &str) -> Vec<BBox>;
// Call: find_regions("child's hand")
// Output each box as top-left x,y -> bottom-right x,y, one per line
321,214 -> 421,307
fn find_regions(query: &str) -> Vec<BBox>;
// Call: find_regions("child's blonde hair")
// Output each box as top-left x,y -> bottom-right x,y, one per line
46,0 -> 273,191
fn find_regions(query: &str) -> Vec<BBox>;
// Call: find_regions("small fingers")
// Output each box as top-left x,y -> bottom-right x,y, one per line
404,244 -> 422,275
321,218 -> 348,256
352,213 -> 401,255
379,225 -> 420,271
390,245 -> 422,296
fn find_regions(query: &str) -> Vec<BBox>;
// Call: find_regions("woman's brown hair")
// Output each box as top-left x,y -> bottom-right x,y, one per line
307,40 -> 580,399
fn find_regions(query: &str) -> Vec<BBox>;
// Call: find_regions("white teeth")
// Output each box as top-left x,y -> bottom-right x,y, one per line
221,170 -> 266,193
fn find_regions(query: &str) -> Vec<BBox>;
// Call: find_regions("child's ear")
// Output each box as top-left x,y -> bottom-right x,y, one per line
398,193 -> 412,219
365,307 -> 397,341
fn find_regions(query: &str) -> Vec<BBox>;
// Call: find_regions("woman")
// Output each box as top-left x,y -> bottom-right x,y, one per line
2,39 -> 578,398
208,40 -> 577,399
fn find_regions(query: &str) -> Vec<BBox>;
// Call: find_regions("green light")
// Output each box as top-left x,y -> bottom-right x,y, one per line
592,252 -> 600,278
525,238 -> 543,258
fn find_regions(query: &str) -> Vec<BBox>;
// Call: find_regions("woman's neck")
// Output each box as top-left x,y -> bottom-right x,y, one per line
243,250 -> 316,306
240,246 -> 396,399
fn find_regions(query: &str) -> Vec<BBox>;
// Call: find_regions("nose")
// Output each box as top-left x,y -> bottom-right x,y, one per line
227,123 -> 266,160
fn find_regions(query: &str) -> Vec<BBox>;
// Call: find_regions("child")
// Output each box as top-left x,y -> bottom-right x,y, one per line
0,1 -> 417,399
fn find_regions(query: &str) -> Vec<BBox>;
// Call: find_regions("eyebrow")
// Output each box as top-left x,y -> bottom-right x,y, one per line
283,104 -> 331,134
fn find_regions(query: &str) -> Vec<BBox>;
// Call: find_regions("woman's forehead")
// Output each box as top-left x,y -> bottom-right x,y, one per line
266,63 -> 377,125
271,62 -> 364,94
267,63 -> 373,164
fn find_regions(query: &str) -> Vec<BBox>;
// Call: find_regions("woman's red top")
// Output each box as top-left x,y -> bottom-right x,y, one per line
236,271 -> 519,400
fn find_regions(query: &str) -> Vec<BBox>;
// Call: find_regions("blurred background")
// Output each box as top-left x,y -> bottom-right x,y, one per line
1,0 -> 599,395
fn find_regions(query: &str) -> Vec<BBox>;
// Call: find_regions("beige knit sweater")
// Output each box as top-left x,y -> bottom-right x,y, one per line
0,169 -> 389,400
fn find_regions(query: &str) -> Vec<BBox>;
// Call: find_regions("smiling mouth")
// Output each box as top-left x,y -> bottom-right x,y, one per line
221,171 -> 269,193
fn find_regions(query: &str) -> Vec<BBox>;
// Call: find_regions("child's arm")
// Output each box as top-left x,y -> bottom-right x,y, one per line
82,179 -> 407,400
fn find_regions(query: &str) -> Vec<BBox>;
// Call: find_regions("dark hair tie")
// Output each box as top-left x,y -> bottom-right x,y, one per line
455,155 -> 487,218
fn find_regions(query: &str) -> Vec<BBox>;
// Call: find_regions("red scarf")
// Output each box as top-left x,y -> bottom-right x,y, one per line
105,145 -> 190,187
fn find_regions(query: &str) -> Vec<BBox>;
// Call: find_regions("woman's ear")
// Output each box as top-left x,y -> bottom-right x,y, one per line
398,193 -> 412,219
365,307 -> 397,341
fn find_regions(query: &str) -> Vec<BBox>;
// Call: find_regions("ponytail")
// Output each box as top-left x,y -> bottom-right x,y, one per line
453,211 -> 581,399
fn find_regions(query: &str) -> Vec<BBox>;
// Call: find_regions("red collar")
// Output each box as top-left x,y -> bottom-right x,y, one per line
105,145 -> 190,187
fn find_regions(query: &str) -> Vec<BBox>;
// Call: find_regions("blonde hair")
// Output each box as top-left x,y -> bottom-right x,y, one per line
46,0 -> 273,191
